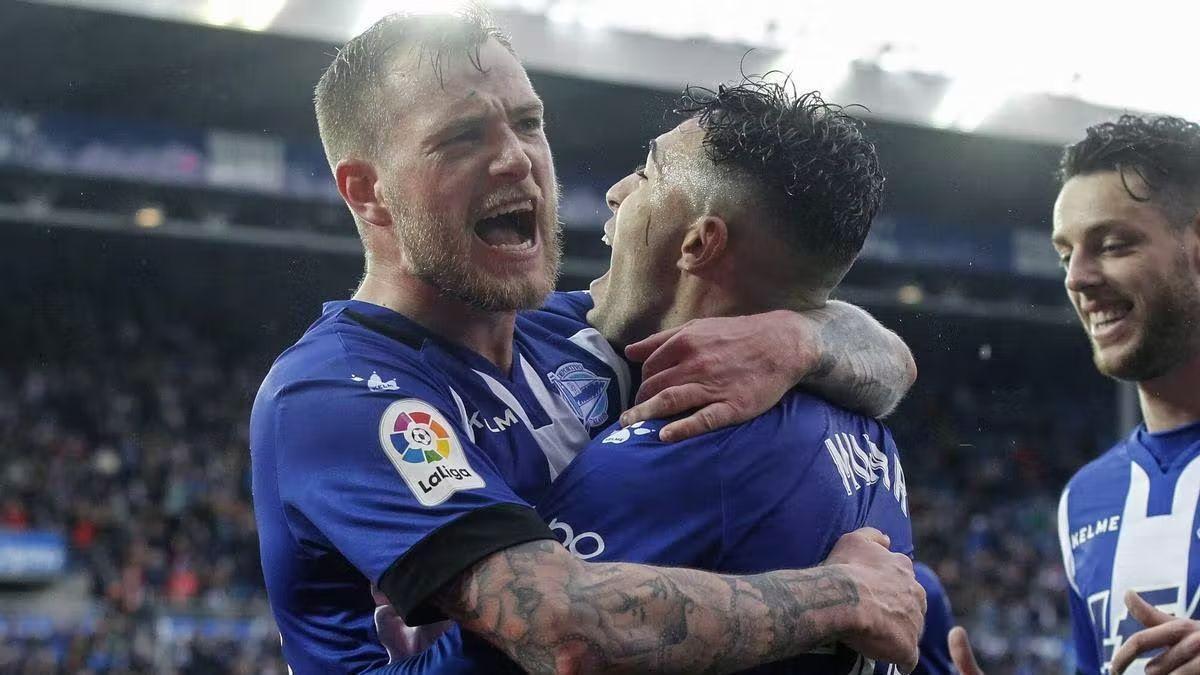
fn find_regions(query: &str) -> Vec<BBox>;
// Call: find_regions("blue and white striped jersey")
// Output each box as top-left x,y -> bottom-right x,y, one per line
1059,420 -> 1200,675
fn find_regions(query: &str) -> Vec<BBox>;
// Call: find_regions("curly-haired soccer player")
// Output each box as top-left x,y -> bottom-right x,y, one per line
381,79 -> 928,674
951,116 -> 1200,675
252,7 -> 927,675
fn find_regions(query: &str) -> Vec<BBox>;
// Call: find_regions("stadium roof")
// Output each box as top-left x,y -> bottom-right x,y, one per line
22,0 -> 1200,143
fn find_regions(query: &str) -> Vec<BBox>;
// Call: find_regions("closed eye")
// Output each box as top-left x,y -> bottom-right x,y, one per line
517,116 -> 543,134
443,127 -> 482,146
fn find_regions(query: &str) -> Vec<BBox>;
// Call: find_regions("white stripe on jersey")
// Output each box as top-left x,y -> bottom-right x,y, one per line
1059,486 -> 1079,595
1105,455 -> 1200,674
447,387 -> 475,444
566,327 -> 632,411
472,354 -> 590,480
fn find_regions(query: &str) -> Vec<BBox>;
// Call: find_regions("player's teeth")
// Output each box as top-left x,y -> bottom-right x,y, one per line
485,202 -> 532,219
491,239 -> 533,251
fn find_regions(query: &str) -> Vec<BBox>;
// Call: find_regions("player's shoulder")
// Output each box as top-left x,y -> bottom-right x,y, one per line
530,290 -> 594,323
745,389 -> 851,449
257,300 -> 452,411
590,419 -> 673,452
516,291 -> 596,344
1063,433 -> 1135,495
564,417 -> 730,476
571,390 -> 864,472
592,391 -> 840,457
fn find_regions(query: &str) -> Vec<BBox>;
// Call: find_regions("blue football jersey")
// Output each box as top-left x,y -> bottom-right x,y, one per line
251,292 -> 629,674
1058,420 -> 1200,675
913,562 -> 955,675
380,390 -> 913,675
535,391 -> 913,674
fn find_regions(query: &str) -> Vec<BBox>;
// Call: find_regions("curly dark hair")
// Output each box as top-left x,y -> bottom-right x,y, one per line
677,77 -> 884,281
1060,114 -> 1200,221
314,3 -> 512,167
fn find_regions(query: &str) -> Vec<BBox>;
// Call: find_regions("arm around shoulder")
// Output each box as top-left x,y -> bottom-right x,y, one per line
796,301 -> 916,418
430,528 -> 925,674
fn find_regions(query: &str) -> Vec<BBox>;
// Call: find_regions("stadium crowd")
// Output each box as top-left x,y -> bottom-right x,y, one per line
0,282 -> 284,674
0,269 -> 1111,674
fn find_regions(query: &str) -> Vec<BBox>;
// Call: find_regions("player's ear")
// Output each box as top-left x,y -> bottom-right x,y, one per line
678,215 -> 728,273
336,159 -> 393,228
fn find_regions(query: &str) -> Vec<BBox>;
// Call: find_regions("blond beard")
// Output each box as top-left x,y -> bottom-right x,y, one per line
394,203 -> 562,312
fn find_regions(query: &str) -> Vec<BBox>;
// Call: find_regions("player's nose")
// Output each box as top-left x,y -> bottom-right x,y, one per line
490,127 -> 533,182
605,172 -> 640,214
1064,251 -> 1103,293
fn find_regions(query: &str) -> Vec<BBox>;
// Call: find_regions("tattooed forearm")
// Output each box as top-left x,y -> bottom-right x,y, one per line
432,540 -> 861,675
802,301 -> 916,417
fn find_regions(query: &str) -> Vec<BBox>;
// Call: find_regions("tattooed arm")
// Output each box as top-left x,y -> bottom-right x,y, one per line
432,527 -> 925,675
621,302 -> 915,440
799,300 -> 916,418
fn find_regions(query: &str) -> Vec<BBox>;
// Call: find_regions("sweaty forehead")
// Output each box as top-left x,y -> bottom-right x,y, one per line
387,40 -> 536,118
653,119 -> 706,167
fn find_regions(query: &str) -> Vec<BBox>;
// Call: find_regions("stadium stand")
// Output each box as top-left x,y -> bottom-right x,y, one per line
0,2 -> 1137,673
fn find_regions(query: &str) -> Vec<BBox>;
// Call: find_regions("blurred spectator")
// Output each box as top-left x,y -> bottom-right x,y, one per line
0,283 -> 280,673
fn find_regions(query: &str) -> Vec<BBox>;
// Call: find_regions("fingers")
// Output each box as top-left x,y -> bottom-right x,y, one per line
624,324 -> 687,365
631,366 -> 692,407
620,383 -> 708,429
855,527 -> 891,549
658,401 -> 737,443
949,626 -> 984,675
1112,621 -> 1199,675
1128,590 -> 1174,628
635,329 -> 715,386
1145,629 -> 1200,675
1170,658 -> 1200,675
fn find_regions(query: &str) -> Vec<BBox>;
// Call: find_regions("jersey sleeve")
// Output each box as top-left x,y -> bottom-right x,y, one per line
273,379 -> 553,625
534,420 -> 726,567
1059,486 -> 1100,675
1068,585 -> 1100,675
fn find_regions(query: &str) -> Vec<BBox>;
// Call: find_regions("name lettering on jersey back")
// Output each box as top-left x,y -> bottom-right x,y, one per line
469,408 -> 519,434
1071,515 -> 1122,550
824,433 -> 908,516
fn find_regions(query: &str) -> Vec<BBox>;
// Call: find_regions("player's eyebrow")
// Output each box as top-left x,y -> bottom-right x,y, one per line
509,100 -> 544,120
426,112 -> 487,143
1052,220 -> 1128,249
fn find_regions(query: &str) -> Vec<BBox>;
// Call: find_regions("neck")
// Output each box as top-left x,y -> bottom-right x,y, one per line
1138,350 -> 1200,433
661,275 -> 825,330
354,269 -> 517,373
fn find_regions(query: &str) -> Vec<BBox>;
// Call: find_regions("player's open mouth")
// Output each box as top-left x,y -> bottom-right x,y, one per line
474,201 -> 537,252
1089,303 -> 1133,341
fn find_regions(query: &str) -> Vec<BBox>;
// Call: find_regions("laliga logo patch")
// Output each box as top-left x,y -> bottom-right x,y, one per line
378,399 -> 485,506
547,362 -> 610,429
